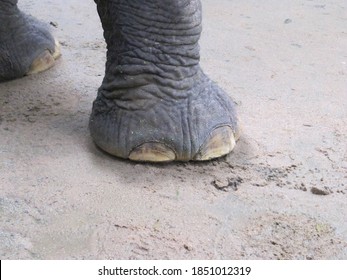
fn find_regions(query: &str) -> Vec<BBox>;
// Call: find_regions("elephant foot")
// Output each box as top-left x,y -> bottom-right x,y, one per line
0,4 -> 60,82
91,0 -> 239,162
90,71 -> 239,162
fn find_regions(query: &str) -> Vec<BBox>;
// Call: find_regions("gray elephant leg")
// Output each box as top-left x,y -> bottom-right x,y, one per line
90,0 -> 239,162
0,0 -> 60,81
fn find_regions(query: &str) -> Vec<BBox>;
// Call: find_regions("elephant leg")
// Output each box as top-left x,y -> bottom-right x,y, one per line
0,0 -> 60,81
90,0 -> 240,162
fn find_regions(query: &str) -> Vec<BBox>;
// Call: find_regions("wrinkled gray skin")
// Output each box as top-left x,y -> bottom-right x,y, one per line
0,0 -> 238,162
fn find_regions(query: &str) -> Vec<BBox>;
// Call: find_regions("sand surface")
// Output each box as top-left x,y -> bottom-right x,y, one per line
0,0 -> 346,259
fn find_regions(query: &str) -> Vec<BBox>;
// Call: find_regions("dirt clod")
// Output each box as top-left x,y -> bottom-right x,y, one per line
311,187 -> 331,196
211,177 -> 243,191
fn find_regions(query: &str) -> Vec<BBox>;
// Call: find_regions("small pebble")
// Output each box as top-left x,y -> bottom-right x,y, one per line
50,21 -> 58,28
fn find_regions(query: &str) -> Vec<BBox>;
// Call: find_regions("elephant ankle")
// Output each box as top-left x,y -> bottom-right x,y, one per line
95,0 -> 203,106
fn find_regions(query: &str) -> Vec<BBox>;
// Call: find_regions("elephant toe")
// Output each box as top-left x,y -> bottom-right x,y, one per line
27,39 -> 61,75
194,126 -> 236,161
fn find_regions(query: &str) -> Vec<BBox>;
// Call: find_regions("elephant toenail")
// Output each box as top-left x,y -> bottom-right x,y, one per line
194,126 -> 236,161
27,50 -> 56,75
52,39 -> 62,60
27,39 -> 61,76
129,142 -> 176,162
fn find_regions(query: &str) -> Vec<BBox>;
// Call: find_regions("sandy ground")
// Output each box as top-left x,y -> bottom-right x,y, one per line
0,0 -> 346,260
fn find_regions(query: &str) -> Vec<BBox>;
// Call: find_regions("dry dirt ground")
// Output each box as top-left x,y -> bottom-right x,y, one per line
0,0 -> 346,259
